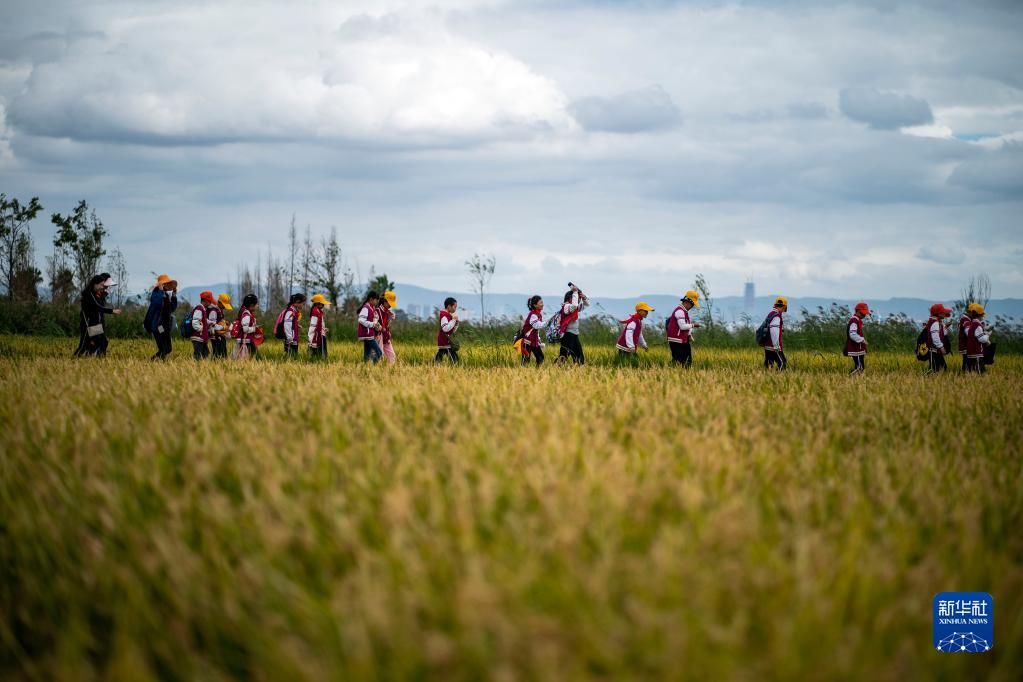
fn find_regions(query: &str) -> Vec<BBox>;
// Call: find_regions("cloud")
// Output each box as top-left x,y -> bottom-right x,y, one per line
569,85 -> 681,133
6,9 -> 576,147
947,143 -> 1023,197
839,88 -> 934,130
916,245 -> 966,266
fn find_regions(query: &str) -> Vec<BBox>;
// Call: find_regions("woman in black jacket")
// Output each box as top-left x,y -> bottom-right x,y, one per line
75,273 -> 121,357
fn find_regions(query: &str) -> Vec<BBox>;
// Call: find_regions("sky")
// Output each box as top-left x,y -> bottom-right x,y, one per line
1,0 -> 1021,300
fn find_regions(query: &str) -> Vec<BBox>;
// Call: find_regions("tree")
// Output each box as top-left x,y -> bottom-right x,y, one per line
693,273 -> 714,329
465,252 -> 496,323
309,227 -> 344,314
0,193 -> 43,299
106,247 -> 128,307
46,243 -> 76,305
366,269 -> 395,297
287,214 -> 298,297
51,200 -> 108,290
956,274 -> 992,313
300,224 -> 313,300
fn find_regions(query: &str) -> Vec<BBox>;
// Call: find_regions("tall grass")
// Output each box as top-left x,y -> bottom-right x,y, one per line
1,337 -> 1021,680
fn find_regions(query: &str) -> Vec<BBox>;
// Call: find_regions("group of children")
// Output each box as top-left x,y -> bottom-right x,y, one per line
77,272 -> 994,373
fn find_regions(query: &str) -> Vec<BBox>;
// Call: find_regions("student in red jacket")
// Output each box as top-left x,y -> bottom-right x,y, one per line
189,290 -> 215,360
435,297 -> 460,364
209,293 -> 233,359
925,303 -> 952,373
232,294 -> 260,361
557,284 -> 589,365
281,293 -> 306,358
957,308 -> 971,372
762,296 -> 787,371
520,295 -> 545,367
846,301 -> 871,375
964,303 -> 992,374
666,289 -> 701,367
308,294 -> 330,359
616,302 -> 653,364
378,291 -> 397,364
357,291 -> 383,363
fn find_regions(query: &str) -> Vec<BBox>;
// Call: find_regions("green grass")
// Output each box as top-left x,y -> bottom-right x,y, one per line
1,335 -> 1021,680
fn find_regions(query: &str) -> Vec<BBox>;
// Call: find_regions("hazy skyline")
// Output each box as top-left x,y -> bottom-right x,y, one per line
1,0 -> 1021,299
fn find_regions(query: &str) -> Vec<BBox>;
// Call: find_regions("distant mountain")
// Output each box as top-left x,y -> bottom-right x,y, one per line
174,281 -> 1023,323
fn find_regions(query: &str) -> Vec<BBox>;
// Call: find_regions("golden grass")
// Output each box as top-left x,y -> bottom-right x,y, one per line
1,336 -> 1021,680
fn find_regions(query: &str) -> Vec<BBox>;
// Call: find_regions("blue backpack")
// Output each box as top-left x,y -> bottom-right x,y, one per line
180,307 -> 196,338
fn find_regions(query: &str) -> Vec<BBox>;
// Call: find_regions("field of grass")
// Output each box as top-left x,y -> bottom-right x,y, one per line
1,335 -> 1021,680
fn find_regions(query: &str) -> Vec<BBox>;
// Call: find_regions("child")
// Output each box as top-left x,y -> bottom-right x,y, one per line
435,297 -> 460,363
957,307 -> 971,372
377,291 -> 397,364
520,295 -> 545,367
762,296 -> 787,371
846,301 -> 870,375
210,293 -> 233,359
232,294 -> 259,360
308,294 -> 331,359
924,303 -> 952,373
616,302 -> 653,363
281,293 -> 306,358
667,289 -> 701,367
964,303 -> 992,373
189,291 -> 215,360
558,285 -> 588,364
357,291 -> 383,363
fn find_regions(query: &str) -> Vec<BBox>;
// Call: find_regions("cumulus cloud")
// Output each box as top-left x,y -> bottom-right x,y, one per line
7,9 -> 575,147
947,143 -> 1023,197
839,87 -> 934,130
916,245 -> 966,266
569,85 -> 681,133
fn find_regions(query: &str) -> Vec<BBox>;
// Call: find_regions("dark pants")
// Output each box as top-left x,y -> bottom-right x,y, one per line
363,339 -> 382,363
850,354 -> 865,374
192,340 -> 209,360
283,343 -> 299,359
435,347 -> 460,364
961,353 -> 968,372
151,329 -> 173,360
669,341 -> 692,367
309,338 -> 328,360
75,331 -> 108,358
965,356 -> 985,374
558,333 -> 585,364
928,350 -> 947,373
521,345 -> 544,366
764,348 -> 787,370
211,336 -> 228,358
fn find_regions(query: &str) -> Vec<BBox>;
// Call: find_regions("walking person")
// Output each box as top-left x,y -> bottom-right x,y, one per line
667,290 -> 701,367
964,303 -> 992,374
557,284 -> 588,365
210,293 -> 233,359
308,294 -> 331,360
279,293 -> 306,359
957,307 -> 971,372
520,295 -> 545,367
144,274 -> 177,361
761,296 -> 788,371
435,297 -> 460,364
188,291 -> 215,360
74,273 -> 121,357
377,291 -> 398,364
616,302 -> 653,364
846,301 -> 871,375
357,291 -> 383,363
924,303 -> 952,373
232,294 -> 260,361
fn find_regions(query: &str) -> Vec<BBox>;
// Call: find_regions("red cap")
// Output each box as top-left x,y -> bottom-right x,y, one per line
854,301 -> 871,315
200,290 -> 215,302
929,303 -> 952,316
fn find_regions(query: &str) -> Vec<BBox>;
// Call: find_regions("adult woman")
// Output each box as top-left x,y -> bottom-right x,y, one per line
144,274 -> 178,361
75,273 -> 121,357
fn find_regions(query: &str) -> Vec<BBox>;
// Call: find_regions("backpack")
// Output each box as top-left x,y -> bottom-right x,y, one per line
915,327 -> 929,361
273,307 -> 288,340
180,307 -> 195,338
544,311 -> 563,342
755,313 -> 773,347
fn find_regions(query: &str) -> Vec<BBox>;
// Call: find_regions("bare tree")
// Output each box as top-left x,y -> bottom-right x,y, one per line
465,252 -> 496,323
309,226 -> 344,314
287,213 -> 298,297
51,200 -> 108,290
300,224 -> 313,299
0,193 -> 43,298
956,274 -> 992,313
106,247 -> 129,307
239,264 -> 254,299
254,250 -> 263,306
693,273 -> 714,329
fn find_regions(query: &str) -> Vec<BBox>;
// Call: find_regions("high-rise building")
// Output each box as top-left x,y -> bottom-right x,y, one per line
744,279 -> 755,311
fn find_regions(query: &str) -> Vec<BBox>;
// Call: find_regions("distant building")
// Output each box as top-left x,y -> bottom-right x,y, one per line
743,279 -> 755,311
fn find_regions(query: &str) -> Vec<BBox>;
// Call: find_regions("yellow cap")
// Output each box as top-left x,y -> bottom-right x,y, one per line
967,302 -> 985,315
635,301 -> 654,313
311,293 -> 332,306
217,293 -> 233,310
683,289 -> 701,307
775,296 -> 789,308
383,290 -> 397,307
